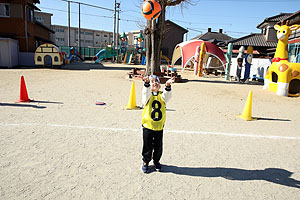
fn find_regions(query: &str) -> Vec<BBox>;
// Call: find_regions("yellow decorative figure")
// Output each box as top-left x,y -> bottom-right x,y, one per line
263,21 -> 300,97
198,42 -> 206,77
238,91 -> 256,121
125,81 -> 139,110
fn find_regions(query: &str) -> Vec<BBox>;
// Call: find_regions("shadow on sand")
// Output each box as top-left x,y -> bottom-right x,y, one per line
256,117 -> 291,122
62,62 -> 133,71
152,165 -> 300,188
31,100 -> 63,104
0,103 -> 46,109
182,79 -> 264,86
1,62 -> 133,71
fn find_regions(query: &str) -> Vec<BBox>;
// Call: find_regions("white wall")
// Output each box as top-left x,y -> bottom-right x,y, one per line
0,38 -> 19,68
229,58 -> 272,79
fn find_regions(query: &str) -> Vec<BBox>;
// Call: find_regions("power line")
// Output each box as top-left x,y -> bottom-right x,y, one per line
40,7 -> 113,19
60,0 -> 114,12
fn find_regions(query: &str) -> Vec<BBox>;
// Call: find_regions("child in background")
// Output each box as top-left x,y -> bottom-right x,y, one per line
141,75 -> 175,173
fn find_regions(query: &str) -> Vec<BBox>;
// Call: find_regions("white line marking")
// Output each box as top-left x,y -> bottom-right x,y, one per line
0,123 -> 299,140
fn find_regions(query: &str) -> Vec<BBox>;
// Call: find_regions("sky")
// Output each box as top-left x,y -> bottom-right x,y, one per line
38,0 -> 300,40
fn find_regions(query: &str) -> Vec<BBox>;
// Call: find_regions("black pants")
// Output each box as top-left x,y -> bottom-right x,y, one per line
142,127 -> 163,164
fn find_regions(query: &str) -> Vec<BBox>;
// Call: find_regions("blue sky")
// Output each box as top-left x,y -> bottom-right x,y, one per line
39,0 -> 299,40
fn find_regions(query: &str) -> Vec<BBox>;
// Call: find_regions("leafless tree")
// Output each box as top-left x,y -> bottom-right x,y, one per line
141,0 -> 194,75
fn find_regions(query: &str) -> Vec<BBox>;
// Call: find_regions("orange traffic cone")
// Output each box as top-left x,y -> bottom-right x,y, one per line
237,90 -> 256,121
125,81 -> 139,110
16,76 -> 31,102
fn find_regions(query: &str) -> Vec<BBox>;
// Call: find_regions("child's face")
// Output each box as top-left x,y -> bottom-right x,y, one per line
150,78 -> 161,92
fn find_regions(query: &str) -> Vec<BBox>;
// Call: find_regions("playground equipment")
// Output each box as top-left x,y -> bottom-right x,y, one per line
141,0 -> 161,21
35,43 -> 64,67
67,47 -> 84,63
225,43 -> 233,80
118,32 -> 128,63
171,40 -> 226,74
263,21 -> 300,97
134,32 -> 145,65
93,46 -> 118,63
122,32 -> 145,65
243,46 -> 253,83
197,42 -> 206,77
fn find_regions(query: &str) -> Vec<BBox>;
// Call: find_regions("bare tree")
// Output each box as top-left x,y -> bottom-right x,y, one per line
143,0 -> 193,75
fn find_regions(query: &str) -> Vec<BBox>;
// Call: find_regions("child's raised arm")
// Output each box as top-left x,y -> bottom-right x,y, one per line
162,77 -> 175,103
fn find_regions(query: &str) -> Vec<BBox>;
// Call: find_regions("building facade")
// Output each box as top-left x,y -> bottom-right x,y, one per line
192,28 -> 232,47
229,13 -> 292,57
0,0 -> 54,52
51,25 -> 114,48
161,20 -> 188,60
282,10 -> 300,63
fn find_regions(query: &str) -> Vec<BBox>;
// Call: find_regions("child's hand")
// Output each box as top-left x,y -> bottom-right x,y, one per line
166,77 -> 175,86
142,76 -> 150,83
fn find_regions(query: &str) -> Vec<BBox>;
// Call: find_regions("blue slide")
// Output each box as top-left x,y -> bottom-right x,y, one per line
94,49 -> 106,63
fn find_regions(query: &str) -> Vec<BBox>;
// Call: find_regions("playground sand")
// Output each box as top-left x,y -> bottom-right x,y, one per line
0,63 -> 300,199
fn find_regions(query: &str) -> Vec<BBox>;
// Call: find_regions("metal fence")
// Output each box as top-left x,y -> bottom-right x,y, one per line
58,46 -> 105,58
58,45 -> 142,59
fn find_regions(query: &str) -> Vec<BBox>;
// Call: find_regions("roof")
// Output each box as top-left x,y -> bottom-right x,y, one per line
165,20 -> 188,33
229,33 -> 277,48
257,13 -> 292,28
35,11 -> 53,16
192,31 -> 232,41
35,21 -> 55,33
280,10 -> 300,25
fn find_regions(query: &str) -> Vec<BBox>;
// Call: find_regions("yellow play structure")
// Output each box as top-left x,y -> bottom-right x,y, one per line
34,43 -> 64,67
263,21 -> 300,97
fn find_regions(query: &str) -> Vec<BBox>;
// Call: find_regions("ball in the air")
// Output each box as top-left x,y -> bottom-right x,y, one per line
141,0 -> 161,21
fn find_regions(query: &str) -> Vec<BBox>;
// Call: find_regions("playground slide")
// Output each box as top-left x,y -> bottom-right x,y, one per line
69,55 -> 75,62
94,49 -> 106,63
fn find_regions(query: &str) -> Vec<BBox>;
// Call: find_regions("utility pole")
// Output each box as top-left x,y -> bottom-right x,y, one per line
62,0 -> 114,50
113,0 -> 117,48
68,1 -> 70,48
78,2 -> 81,51
116,3 -> 120,46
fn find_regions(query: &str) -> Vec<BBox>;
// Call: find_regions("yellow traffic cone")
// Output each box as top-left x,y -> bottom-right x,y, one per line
125,81 -> 139,110
237,91 -> 256,121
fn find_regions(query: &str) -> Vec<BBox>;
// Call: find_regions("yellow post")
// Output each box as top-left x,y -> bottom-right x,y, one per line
198,42 -> 206,77
123,53 -> 127,64
237,91 -> 256,121
125,81 -> 139,110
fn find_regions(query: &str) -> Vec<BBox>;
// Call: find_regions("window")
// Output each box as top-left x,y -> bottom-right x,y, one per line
35,16 -> 44,22
96,33 -> 100,37
26,7 -> 34,21
55,28 -> 64,33
37,56 -> 42,61
56,38 -> 64,42
104,34 -> 108,37
0,3 -> 10,17
85,32 -> 93,35
54,56 -> 59,62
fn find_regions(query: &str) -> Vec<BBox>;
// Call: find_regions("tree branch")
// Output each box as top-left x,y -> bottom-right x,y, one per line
166,0 -> 186,6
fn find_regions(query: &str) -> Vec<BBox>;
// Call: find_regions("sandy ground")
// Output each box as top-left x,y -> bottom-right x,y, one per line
0,62 -> 300,199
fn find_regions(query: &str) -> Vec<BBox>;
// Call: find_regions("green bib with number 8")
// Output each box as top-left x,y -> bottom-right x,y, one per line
142,91 -> 166,131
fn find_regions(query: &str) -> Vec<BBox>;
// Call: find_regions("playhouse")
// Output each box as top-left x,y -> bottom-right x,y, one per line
34,43 -> 64,67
